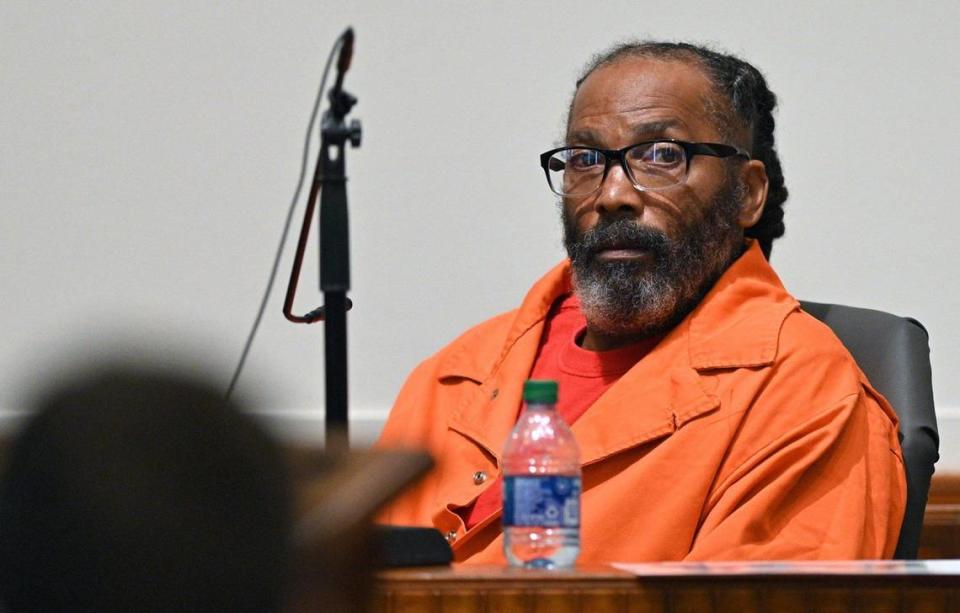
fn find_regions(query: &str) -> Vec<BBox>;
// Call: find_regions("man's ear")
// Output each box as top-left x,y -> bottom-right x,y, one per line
738,159 -> 768,228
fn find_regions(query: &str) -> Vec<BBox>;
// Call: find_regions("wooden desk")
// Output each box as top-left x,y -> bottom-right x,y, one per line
921,472 -> 960,559
375,561 -> 960,612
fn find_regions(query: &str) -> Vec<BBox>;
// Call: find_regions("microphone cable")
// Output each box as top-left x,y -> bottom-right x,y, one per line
225,31 -> 348,401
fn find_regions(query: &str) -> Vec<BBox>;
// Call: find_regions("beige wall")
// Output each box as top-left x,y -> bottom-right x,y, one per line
2,1 -> 957,466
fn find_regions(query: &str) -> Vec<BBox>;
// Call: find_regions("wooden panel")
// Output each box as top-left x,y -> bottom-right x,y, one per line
807,588 -> 851,613
626,587 -> 666,613
900,588 -> 948,613
485,590 -> 529,613
530,589 -> 578,613
926,472 -> 960,505
855,588 -> 900,613
438,591 -> 483,613
391,590 -> 437,613
712,587 -> 760,613
920,472 -> 960,559
580,589 -> 628,613
761,587 -> 806,613
667,587 -> 712,612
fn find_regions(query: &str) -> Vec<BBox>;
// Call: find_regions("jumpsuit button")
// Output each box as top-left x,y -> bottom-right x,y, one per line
473,471 -> 488,485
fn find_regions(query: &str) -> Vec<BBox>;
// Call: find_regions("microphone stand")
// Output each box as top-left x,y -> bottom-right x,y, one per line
281,29 -> 453,567
284,28 -> 361,452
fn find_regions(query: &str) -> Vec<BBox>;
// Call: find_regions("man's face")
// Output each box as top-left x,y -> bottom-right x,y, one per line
562,56 -> 747,344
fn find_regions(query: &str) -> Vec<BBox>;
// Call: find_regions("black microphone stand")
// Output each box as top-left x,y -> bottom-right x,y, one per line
284,29 -> 361,452
282,29 -> 453,567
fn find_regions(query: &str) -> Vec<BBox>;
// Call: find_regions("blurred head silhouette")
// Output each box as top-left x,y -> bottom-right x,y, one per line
0,365 -> 293,613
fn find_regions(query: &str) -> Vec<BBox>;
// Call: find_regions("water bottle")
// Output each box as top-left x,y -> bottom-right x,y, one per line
502,379 -> 581,569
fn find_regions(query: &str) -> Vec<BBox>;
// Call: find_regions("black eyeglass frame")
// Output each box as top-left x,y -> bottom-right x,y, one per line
539,139 -> 751,196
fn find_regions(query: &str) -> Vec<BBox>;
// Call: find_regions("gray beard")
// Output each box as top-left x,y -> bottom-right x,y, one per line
562,180 -> 745,339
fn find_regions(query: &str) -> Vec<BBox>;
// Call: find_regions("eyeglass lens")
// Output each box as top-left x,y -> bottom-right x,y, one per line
546,142 -> 687,196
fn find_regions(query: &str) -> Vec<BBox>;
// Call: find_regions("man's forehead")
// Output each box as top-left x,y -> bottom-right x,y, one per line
568,57 -> 721,135
566,119 -> 686,146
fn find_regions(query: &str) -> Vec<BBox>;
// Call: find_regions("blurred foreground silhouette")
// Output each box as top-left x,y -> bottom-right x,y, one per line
0,366 -> 293,613
0,362 -> 433,612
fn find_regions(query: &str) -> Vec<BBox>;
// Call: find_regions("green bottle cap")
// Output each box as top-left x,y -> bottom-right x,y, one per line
523,379 -> 558,404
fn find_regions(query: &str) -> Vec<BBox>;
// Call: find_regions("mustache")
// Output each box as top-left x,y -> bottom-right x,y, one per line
567,219 -> 670,263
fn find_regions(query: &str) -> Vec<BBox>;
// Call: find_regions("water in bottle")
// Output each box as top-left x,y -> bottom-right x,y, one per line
502,379 -> 581,569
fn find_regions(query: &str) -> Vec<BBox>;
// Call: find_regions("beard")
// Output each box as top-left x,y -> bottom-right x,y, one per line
562,178 -> 746,340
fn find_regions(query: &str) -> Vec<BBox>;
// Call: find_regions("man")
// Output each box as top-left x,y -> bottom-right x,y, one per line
377,42 -> 905,563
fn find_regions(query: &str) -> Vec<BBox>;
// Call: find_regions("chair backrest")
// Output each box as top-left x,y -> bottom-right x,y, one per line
800,301 -> 939,559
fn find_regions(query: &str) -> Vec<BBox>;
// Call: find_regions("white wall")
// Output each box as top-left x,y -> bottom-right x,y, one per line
2,2 -> 958,465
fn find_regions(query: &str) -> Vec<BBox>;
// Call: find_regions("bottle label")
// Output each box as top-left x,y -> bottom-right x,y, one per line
502,475 -> 581,528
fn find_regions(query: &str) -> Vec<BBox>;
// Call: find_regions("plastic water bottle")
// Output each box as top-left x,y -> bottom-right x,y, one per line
502,380 -> 581,569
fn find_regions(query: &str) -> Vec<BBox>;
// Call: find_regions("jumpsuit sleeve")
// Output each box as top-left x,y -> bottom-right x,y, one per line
373,356 -> 443,526
375,356 -> 440,451
686,387 -> 906,560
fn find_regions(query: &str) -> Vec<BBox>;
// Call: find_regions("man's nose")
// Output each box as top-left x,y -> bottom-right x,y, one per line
594,161 -> 645,217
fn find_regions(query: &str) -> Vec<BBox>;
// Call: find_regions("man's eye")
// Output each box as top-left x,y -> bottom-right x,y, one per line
645,143 -> 683,165
630,143 -> 684,167
567,149 -> 604,170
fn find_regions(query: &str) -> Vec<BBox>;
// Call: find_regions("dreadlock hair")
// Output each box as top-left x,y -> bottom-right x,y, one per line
570,41 -> 787,259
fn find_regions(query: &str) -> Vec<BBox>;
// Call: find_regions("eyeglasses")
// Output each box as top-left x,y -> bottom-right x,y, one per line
539,139 -> 750,197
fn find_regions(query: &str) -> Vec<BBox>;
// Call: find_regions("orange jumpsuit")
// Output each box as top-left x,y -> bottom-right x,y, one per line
377,241 -> 906,563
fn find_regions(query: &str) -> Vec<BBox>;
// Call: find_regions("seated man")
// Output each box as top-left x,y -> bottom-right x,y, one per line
377,41 -> 906,563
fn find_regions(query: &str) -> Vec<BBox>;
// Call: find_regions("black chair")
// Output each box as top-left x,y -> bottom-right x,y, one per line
801,301 -> 939,559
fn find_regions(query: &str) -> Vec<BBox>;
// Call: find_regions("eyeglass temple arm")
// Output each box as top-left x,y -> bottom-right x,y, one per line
689,142 -> 751,159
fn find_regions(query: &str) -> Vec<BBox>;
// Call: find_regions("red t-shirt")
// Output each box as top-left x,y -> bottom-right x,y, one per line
458,293 -> 662,529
